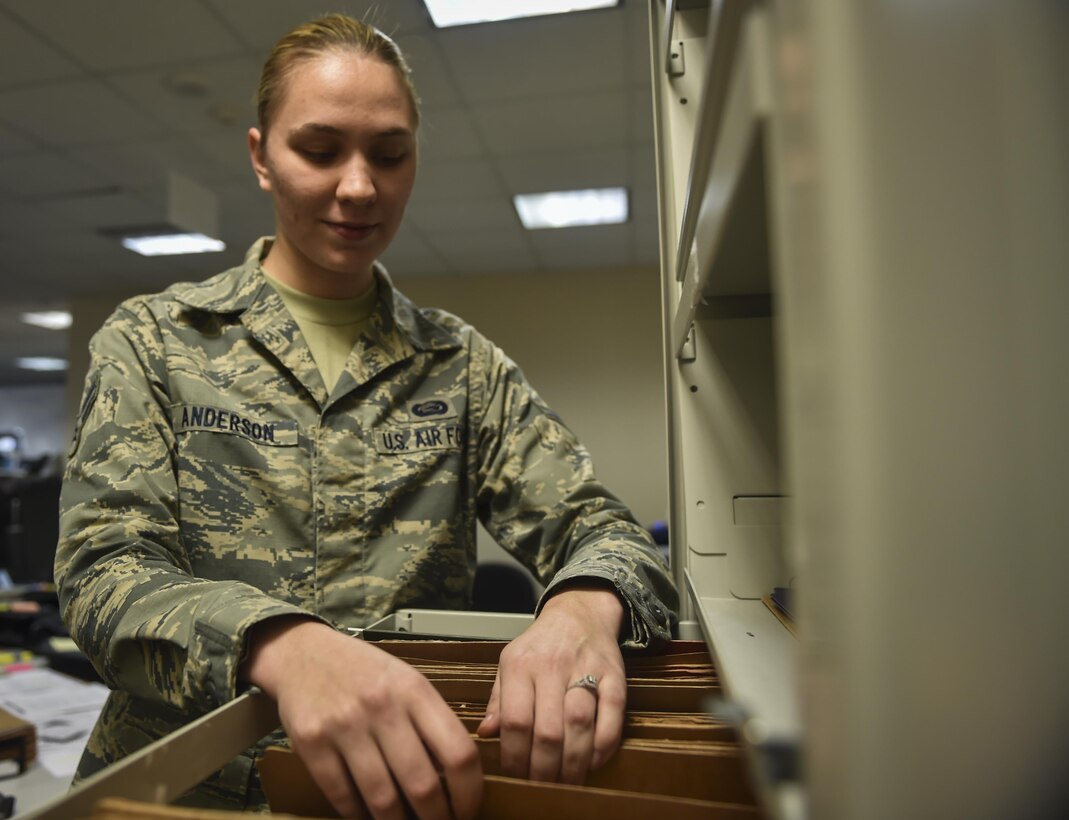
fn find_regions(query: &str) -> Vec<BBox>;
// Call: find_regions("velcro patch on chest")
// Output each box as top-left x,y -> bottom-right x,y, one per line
406,396 -> 458,421
173,404 -> 299,446
376,423 -> 465,454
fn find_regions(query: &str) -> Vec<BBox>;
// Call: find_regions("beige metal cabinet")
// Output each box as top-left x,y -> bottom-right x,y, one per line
649,2 -> 1069,819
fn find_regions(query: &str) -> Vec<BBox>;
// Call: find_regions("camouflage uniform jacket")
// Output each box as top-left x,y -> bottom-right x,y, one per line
56,238 -> 678,809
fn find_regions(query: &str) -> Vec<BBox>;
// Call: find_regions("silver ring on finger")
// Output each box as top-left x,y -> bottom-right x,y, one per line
566,674 -> 600,697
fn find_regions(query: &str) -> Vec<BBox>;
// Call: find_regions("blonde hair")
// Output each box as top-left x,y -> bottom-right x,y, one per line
256,13 -> 420,136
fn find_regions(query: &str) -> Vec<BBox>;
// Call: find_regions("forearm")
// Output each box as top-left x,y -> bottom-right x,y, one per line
538,524 -> 679,650
239,614 -> 326,696
539,580 -> 625,639
59,543 -> 310,710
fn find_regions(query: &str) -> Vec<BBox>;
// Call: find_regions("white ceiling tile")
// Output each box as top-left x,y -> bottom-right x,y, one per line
630,185 -> 659,223
34,190 -> 160,230
0,80 -> 163,147
406,196 -> 517,233
363,0 -> 436,36
626,0 -> 656,86
204,0 -> 434,51
190,130 -> 259,182
0,199 -> 72,243
0,10 -> 81,86
411,157 -> 505,201
419,107 -> 485,161
496,149 -> 629,195
116,248 -> 248,295
107,57 -> 261,135
0,323 -> 65,363
395,33 -> 462,109
527,223 -> 634,269
1,230 -> 140,299
214,179 -> 274,234
0,122 -> 38,155
68,136 -> 233,192
630,142 -> 658,190
0,0 -> 665,383
474,92 -> 627,155
628,86 -> 656,144
379,221 -> 446,277
3,0 -> 243,71
631,192 -> 661,266
437,7 -> 625,104
424,224 -> 537,272
0,150 -> 105,198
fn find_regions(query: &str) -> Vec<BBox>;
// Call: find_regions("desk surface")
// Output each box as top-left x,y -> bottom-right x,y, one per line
3,761 -> 68,816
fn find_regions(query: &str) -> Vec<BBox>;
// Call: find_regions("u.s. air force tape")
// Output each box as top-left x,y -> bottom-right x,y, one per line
376,423 -> 464,454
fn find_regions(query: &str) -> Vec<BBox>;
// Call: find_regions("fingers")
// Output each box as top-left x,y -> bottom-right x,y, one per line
370,721 -> 453,820
290,740 -> 368,819
558,681 -> 598,784
340,737 -> 403,820
497,667 -> 616,784
272,635 -> 482,820
413,688 -> 484,820
496,659 -> 535,779
590,672 -> 626,770
476,671 -> 501,738
528,675 -> 565,782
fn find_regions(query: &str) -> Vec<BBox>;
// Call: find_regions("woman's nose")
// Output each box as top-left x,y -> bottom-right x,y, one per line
336,160 -> 376,204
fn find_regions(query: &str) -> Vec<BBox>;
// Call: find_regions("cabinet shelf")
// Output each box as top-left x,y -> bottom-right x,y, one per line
687,573 -> 799,741
671,6 -> 773,358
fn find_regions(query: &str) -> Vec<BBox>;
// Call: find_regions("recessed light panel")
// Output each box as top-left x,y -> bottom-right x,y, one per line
21,311 -> 73,330
122,233 -> 226,257
514,187 -> 628,229
422,0 -> 617,27
16,357 -> 68,372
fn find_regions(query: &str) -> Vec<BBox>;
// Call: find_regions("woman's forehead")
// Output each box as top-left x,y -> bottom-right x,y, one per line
274,50 -> 415,129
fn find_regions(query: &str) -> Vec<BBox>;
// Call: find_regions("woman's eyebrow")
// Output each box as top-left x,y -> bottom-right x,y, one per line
288,123 -> 414,139
288,122 -> 344,137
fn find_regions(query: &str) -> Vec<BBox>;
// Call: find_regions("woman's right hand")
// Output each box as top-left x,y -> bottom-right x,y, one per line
242,617 -> 483,820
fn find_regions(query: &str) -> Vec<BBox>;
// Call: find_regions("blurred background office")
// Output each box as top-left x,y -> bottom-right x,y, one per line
0,0 -> 669,592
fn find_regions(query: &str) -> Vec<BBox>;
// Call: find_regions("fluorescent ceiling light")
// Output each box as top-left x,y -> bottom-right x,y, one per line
122,232 -> 226,256
422,0 -> 617,27
21,311 -> 72,330
16,357 -> 68,372
514,187 -> 629,229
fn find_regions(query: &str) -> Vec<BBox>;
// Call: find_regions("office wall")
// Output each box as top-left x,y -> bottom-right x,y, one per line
395,266 -> 668,526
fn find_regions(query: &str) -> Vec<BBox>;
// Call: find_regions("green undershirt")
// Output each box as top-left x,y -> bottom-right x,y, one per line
263,272 -> 379,393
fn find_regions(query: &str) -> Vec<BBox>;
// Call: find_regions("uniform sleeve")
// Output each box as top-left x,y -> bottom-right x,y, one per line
471,335 -> 678,650
56,303 -> 316,712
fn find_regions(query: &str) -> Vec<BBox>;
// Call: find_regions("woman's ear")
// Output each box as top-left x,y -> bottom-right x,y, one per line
248,127 -> 272,192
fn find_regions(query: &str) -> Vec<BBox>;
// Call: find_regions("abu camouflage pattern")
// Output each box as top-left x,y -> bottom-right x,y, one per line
56,238 -> 679,810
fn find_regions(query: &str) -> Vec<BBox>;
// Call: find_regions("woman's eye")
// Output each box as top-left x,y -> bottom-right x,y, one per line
300,148 -> 337,163
376,153 -> 407,167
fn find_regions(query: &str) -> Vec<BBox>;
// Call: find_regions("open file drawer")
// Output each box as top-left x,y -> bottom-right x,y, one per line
255,638 -> 767,819
28,629 -> 768,819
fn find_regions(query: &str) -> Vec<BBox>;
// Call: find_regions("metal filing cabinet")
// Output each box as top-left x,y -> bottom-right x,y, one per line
649,2 -> 1069,819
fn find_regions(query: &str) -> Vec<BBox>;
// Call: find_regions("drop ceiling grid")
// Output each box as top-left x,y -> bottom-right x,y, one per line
0,0 -> 661,385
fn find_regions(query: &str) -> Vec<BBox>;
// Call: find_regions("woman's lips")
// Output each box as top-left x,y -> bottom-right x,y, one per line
325,220 -> 376,241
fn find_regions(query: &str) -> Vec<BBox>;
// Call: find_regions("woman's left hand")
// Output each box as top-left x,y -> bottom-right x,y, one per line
476,584 -> 626,785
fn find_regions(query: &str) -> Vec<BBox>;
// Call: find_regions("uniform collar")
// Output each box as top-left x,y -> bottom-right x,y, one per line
174,237 -> 461,353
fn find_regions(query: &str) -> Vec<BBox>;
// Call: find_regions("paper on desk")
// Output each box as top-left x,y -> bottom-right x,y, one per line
0,667 -> 109,778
